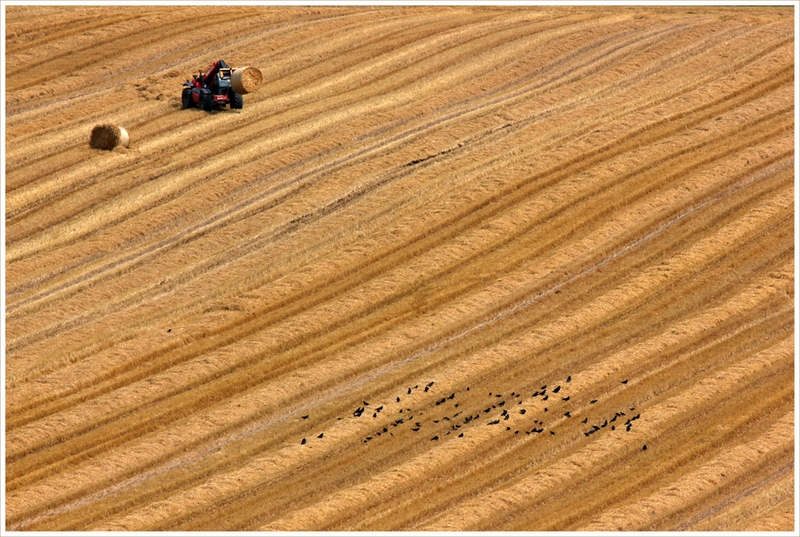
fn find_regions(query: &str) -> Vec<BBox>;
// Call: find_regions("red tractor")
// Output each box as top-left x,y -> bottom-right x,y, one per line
182,60 -> 243,111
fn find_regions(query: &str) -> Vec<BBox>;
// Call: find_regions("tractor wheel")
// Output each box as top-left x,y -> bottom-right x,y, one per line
201,90 -> 213,112
230,91 -> 243,110
181,88 -> 193,109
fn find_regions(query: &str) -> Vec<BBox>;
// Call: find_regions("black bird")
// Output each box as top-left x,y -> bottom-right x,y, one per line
520,409 -> 526,415
431,436 -> 439,441
412,427 -> 420,431
532,391 -> 540,397
455,404 -> 459,408
601,420 -> 608,428
590,399 -> 598,404
550,431 -> 556,435
395,419 -> 404,425
397,397 -> 401,403
506,427 -> 511,431
562,396 -> 570,401
353,407 -> 365,417
496,394 -> 503,398
498,400 -> 505,407
543,395 -> 549,401
433,420 -> 439,423
363,401 -> 370,406
467,387 -> 470,391
488,419 -> 500,425
642,444 -> 647,451
302,415 -> 309,419
582,417 -> 588,423
443,417 -> 450,421
425,386 -> 430,392
376,406 -> 383,412
484,408 -> 491,413
373,413 -> 377,418
318,433 -> 324,438
436,398 -> 446,405
541,385 -> 547,390
365,437 -> 372,442
626,424 -> 632,432
501,409 -> 508,416
584,431 -> 591,437
630,407 -> 636,411
564,412 -> 571,418
566,375 -> 571,382
416,422 -> 421,427
610,415 -> 618,423
427,381 -> 435,387
504,414 -> 510,421
383,427 -> 388,433
448,393 -> 455,400
408,388 -> 412,394
611,426 -> 615,430
553,386 -> 561,393
459,433 -> 464,438
633,414 -> 640,420
301,438 -> 306,445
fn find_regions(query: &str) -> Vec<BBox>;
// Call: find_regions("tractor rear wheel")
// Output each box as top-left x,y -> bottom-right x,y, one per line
230,91 -> 243,110
181,88 -> 193,109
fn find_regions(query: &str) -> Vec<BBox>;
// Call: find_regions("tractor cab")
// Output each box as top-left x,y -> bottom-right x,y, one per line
214,68 -> 232,94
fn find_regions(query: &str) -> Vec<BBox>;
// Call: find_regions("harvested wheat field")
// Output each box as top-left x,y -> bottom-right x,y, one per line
4,4 -> 797,532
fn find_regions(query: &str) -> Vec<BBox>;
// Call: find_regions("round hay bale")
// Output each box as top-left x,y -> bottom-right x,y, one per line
90,124 -> 129,150
230,66 -> 263,95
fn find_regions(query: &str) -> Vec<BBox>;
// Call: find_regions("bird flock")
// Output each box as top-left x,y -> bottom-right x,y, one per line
298,377 -> 647,452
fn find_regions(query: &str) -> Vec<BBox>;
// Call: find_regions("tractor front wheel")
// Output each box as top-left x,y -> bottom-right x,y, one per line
200,90 -> 213,112
230,91 -> 243,110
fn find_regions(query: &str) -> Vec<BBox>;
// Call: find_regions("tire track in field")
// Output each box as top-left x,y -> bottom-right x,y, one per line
6,74 -> 792,448
7,37 -> 792,372
4,9 -> 692,253
6,11 -> 780,310
9,72 -> 788,440
6,7 -> 794,531
131,192 -> 792,528
9,278 -> 792,528
4,12 -> 546,254
7,13 -> 788,310
3,7 -> 372,116
6,148 -> 792,506
3,16 -> 680,338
